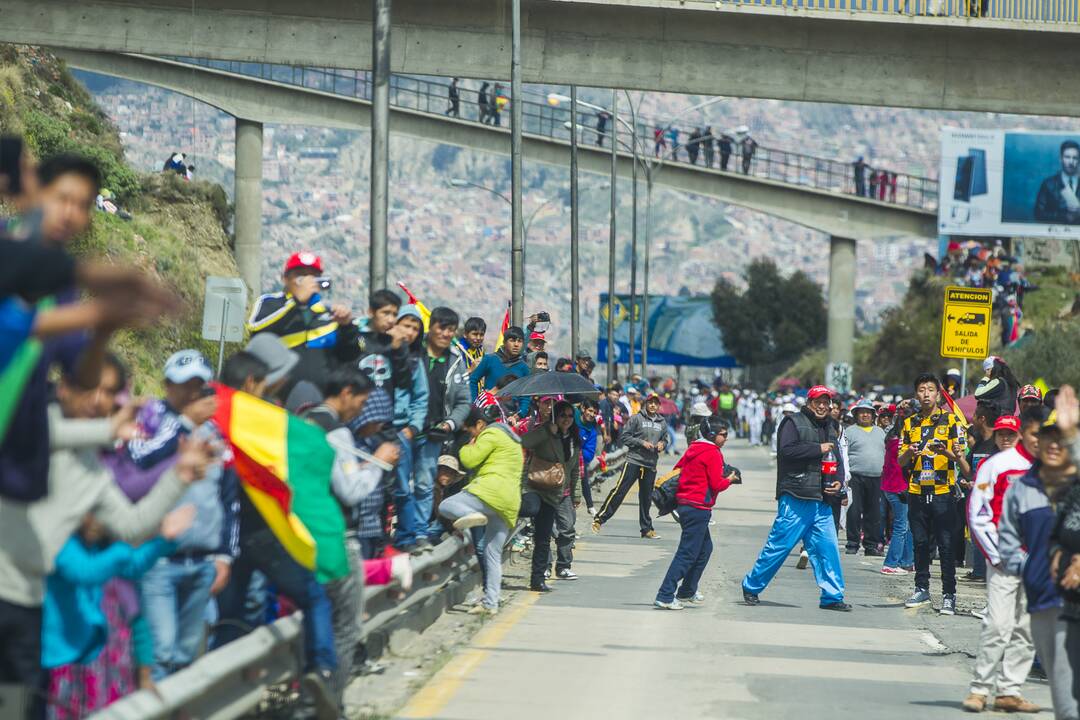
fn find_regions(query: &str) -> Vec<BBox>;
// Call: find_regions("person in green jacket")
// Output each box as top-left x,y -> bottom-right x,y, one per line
438,405 -> 523,615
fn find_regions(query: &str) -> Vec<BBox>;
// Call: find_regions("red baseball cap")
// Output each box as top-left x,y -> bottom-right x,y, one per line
529,331 -> 546,341
993,415 -> 1021,434
807,385 -> 834,400
877,403 -> 897,416
1018,384 -> 1043,401
283,251 -> 323,274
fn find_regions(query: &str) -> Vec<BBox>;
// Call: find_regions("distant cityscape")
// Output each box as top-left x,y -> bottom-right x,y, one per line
80,72 -> 1078,359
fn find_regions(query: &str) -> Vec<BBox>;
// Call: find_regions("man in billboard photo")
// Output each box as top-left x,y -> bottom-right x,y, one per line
1033,140 -> 1080,224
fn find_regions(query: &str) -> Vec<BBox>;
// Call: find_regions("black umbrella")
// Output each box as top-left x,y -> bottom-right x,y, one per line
496,371 -> 601,399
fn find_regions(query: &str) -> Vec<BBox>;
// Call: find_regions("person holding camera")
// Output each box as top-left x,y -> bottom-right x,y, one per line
654,417 -> 736,610
898,373 -> 969,616
247,252 -> 359,389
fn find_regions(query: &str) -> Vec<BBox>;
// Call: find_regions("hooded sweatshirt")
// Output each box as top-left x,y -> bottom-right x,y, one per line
675,439 -> 731,510
390,305 -> 430,436
620,410 -> 668,469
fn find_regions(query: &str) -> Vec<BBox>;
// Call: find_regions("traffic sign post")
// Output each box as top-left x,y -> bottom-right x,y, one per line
940,285 -> 992,361
202,277 -> 248,375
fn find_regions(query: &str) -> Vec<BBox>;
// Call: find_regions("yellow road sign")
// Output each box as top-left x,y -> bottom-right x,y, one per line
940,286 -> 992,360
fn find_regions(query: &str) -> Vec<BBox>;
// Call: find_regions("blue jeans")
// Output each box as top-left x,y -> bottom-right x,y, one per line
412,436 -> 443,541
140,556 -> 217,680
657,506 -> 713,603
214,528 -> 336,672
743,494 -> 845,605
883,491 -> 914,568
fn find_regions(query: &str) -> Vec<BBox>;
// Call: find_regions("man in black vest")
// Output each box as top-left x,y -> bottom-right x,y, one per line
742,385 -> 851,611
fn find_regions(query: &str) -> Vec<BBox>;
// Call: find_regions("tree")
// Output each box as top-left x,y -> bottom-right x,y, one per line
710,258 -> 826,367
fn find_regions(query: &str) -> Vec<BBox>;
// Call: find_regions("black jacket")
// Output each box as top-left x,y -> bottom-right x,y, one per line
775,408 -> 841,502
1034,174 -> 1080,224
247,292 -> 360,387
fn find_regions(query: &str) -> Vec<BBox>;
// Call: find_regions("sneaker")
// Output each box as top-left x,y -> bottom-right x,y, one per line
300,669 -> 338,720
992,695 -> 1040,713
452,512 -> 488,531
820,601 -> 853,612
962,693 -> 987,712
587,506 -> 596,516
654,598 -> 685,610
642,530 -> 660,540
391,554 -> 414,592
742,589 -> 760,606
905,588 -> 931,608
880,565 -> 909,575
845,547 -> 859,555
796,550 -> 809,569
864,548 -> 883,557
940,593 -> 957,616
544,568 -> 552,580
557,568 -> 578,581
972,603 -> 988,620
529,582 -> 554,593
901,565 -> 915,572
591,519 -> 602,535
677,591 -> 705,604
468,603 -> 498,616
510,536 -> 527,552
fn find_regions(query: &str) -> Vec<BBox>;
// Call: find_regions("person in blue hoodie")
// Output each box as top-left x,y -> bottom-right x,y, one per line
577,398 -> 600,516
390,305 -> 430,552
42,505 -> 193,714
468,326 -> 530,416
1000,411 -> 1080,720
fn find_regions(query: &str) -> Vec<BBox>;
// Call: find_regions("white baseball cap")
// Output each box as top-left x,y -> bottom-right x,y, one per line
691,401 -> 712,418
164,349 -> 213,384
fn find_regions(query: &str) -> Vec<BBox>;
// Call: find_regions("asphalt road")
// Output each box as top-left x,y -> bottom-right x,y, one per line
397,438 -> 1054,720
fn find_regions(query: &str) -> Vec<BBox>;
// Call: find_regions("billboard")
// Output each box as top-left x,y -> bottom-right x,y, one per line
597,293 -> 737,368
938,128 -> 1080,238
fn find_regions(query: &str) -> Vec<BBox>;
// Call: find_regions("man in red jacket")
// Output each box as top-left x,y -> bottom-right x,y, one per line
654,417 -> 737,610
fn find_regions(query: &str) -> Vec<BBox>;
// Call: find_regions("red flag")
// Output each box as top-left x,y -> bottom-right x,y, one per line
941,385 -> 969,427
495,301 -> 511,350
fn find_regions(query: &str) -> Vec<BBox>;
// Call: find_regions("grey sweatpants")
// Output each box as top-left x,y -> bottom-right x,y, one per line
1030,607 -> 1079,720
325,536 -> 365,702
439,491 -> 509,610
554,494 -> 576,572
969,563 -> 1035,698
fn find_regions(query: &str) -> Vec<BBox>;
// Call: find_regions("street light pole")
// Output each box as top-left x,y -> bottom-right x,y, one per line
570,85 -> 580,362
510,0 -> 525,328
606,89 -> 618,385
641,168 -> 653,377
626,91 -> 639,381
369,0 -> 392,292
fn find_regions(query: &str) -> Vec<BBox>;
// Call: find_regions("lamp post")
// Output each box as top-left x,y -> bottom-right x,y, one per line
570,85 -> 580,361
607,90 -> 618,384
370,0 -> 392,292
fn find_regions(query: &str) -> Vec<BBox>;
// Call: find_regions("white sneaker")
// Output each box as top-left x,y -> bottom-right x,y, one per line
972,603 -> 988,620
796,550 -> 809,569
468,603 -> 498,616
391,554 -> 414,592
654,598 -> 685,610
453,512 -> 488,531
679,591 -> 705,605
587,506 -> 596,516
557,568 -> 578,581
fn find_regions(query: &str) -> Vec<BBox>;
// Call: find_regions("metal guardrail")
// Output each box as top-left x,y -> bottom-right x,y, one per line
715,0 -> 1079,24
165,56 -> 938,212
88,446 -> 629,720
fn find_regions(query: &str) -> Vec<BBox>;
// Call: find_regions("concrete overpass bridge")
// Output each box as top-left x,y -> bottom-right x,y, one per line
59,50 -> 939,371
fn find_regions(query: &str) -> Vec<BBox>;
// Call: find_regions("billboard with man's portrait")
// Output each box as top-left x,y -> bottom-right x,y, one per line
938,128 -> 1080,238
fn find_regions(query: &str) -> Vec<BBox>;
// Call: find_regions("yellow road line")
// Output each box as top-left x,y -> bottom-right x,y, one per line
396,590 -> 541,718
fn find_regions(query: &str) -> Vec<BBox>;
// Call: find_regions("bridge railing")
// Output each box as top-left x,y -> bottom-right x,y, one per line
167,56 -> 939,212
712,0 -> 1079,24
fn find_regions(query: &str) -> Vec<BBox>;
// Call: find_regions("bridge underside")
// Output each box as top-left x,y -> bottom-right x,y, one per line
58,50 -> 936,239
7,0 -> 1080,118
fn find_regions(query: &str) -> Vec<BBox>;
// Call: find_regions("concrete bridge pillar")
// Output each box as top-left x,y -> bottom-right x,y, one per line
234,118 -> 264,297
826,235 -> 856,374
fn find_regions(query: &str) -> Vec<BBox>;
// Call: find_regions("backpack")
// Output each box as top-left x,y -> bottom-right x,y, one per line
650,468 -> 682,517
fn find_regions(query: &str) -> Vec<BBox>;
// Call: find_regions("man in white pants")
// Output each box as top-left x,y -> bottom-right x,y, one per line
963,413 -> 1040,713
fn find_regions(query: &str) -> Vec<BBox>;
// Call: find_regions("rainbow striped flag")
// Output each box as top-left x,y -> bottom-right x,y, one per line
213,384 -> 349,582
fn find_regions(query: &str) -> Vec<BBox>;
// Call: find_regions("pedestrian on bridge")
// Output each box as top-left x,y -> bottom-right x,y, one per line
596,111 -> 610,147
687,128 -> 701,165
701,126 -> 715,168
478,82 -> 492,124
446,78 -> 460,118
718,132 -> 733,171
852,156 -> 867,197
740,133 -> 757,174
742,385 -> 851,611
655,417 -> 736,610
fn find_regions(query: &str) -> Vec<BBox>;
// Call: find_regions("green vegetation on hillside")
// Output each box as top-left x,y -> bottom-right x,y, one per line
1,45 -> 238,393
